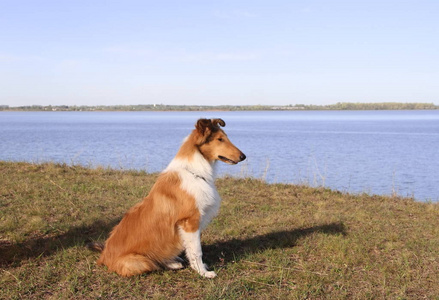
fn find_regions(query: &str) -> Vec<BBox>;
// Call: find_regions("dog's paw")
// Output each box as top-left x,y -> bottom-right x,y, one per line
166,261 -> 184,270
203,271 -> 217,278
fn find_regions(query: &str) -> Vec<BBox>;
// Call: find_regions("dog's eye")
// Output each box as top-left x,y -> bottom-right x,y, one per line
218,138 -> 224,142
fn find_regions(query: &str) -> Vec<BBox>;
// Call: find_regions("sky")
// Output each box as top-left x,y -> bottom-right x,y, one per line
1,0 -> 438,107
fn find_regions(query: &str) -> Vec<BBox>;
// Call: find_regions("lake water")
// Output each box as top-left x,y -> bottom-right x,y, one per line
0,110 -> 438,202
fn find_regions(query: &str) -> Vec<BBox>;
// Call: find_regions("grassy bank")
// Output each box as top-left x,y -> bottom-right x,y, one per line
1,162 -> 438,299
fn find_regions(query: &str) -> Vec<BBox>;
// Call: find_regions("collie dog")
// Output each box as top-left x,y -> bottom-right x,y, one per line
89,118 -> 245,278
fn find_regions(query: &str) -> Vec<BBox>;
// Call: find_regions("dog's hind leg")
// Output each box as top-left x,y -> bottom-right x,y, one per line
113,254 -> 159,277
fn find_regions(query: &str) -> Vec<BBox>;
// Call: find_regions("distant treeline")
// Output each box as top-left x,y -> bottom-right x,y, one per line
298,102 -> 438,110
1,102 -> 438,111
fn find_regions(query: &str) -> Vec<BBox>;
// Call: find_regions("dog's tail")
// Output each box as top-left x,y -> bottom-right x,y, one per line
86,241 -> 105,252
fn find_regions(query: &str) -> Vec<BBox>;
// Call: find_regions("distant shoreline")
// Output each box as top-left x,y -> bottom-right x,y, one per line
1,102 -> 438,112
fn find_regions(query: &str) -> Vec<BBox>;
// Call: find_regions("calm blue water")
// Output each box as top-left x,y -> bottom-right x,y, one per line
1,110 -> 438,202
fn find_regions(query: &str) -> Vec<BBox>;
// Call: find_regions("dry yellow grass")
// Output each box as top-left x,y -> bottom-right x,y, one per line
1,161 -> 438,299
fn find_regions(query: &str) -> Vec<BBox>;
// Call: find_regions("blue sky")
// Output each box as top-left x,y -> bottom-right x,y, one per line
1,0 -> 438,106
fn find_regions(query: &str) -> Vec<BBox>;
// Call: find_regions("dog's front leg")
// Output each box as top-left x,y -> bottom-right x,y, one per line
178,228 -> 216,278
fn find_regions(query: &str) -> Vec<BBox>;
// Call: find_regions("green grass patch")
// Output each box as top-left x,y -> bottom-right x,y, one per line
1,161 -> 438,299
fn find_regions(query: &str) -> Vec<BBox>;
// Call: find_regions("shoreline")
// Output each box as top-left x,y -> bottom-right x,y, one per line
1,160 -> 431,203
1,102 -> 438,112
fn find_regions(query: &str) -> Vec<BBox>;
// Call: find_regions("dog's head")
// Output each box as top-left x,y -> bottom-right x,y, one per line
195,118 -> 246,164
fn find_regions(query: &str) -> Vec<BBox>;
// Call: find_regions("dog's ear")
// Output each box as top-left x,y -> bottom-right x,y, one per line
212,118 -> 225,128
195,118 -> 225,144
195,118 -> 212,137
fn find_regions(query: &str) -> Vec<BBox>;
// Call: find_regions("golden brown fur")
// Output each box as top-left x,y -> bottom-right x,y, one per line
90,118 -> 245,277
97,172 -> 200,276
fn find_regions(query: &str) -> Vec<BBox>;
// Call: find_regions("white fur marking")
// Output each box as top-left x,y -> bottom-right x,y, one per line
165,260 -> 184,270
164,135 -> 222,278
164,150 -> 222,231
178,227 -> 216,278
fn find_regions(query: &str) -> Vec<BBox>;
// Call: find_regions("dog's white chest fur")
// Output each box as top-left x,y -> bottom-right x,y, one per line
164,151 -> 221,230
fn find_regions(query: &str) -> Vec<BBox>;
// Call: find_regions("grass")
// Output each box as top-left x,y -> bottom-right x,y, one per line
1,161 -> 438,299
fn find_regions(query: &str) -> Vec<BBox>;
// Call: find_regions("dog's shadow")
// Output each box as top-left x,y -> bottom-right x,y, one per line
203,222 -> 346,265
0,219 -> 120,266
1,219 -> 346,268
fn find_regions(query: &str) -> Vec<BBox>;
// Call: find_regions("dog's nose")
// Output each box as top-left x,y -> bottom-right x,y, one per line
240,153 -> 246,161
